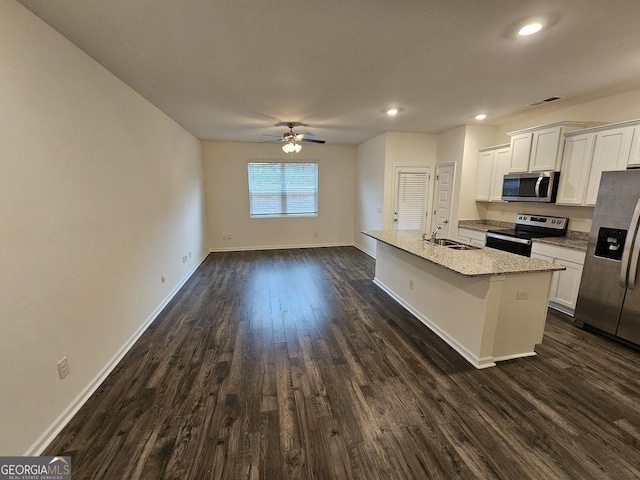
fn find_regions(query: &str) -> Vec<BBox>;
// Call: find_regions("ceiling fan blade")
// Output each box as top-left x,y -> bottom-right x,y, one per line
262,133 -> 285,138
300,138 -> 326,144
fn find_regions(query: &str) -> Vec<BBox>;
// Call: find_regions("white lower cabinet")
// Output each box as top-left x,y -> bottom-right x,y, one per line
531,243 -> 586,316
458,227 -> 486,247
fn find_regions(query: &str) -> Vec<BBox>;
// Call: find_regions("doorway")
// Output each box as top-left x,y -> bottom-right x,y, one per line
392,166 -> 431,231
433,162 -> 455,237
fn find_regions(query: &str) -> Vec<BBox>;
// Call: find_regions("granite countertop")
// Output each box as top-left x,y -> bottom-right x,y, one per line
458,220 -> 589,252
458,220 -> 515,232
533,232 -> 589,252
363,230 -> 565,278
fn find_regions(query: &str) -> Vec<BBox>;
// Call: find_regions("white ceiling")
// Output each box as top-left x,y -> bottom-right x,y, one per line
17,0 -> 640,144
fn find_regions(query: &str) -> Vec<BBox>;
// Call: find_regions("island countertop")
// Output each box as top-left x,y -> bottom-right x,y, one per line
363,230 -> 565,277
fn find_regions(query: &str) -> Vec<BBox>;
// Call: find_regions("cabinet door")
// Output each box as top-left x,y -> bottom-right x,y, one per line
556,133 -> 594,205
584,127 -> 633,206
552,259 -> 584,314
490,147 -> 511,201
469,238 -> 485,247
530,126 -> 563,171
509,133 -> 533,172
475,151 -> 494,201
628,125 -> 640,168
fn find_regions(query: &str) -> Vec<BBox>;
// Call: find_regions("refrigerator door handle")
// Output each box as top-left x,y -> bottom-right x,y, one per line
629,205 -> 640,289
620,198 -> 640,287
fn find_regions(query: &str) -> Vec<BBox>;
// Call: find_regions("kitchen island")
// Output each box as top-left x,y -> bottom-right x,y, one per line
364,230 -> 565,368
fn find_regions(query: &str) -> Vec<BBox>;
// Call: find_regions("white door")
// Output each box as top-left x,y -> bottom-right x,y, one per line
433,163 -> 455,237
392,166 -> 430,231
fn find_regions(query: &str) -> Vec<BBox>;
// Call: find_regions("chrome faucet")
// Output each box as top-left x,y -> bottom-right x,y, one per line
431,225 -> 442,242
423,225 -> 442,242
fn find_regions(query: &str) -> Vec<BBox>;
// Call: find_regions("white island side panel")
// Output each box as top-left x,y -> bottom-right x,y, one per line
373,242 -> 552,368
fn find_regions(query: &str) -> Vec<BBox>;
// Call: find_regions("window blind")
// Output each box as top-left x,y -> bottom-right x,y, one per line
395,171 -> 427,230
248,162 -> 318,217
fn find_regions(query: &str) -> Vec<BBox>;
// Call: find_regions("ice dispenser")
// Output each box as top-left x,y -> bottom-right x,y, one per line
594,227 -> 626,261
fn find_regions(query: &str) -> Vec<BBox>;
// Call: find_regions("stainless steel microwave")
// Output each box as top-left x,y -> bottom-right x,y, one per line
501,171 -> 560,203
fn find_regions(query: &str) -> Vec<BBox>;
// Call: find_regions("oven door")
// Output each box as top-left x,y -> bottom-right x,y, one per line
486,232 -> 532,257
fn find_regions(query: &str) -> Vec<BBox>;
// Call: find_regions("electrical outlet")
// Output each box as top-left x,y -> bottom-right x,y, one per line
57,357 -> 70,379
182,255 -> 187,263
409,279 -> 414,290
516,290 -> 529,300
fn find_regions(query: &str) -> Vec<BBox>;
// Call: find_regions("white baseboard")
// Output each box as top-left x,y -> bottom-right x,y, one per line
210,242 -> 353,252
354,243 -> 375,258
24,252 -> 208,456
373,277 -> 496,369
493,352 -> 537,362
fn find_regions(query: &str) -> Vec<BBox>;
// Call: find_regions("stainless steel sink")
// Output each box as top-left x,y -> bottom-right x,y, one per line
447,244 -> 480,250
427,238 -> 459,246
426,238 -> 480,250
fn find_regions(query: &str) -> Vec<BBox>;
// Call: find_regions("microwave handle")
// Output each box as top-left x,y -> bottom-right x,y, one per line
534,176 -> 543,198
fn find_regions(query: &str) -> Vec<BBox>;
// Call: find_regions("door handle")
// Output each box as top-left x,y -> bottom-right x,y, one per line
534,176 -> 543,197
621,198 -> 640,287
628,199 -> 640,289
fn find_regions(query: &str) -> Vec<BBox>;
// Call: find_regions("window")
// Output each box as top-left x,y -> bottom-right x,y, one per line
247,162 -> 318,217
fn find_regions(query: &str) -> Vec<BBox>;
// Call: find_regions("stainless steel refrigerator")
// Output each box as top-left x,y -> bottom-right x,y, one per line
575,169 -> 640,346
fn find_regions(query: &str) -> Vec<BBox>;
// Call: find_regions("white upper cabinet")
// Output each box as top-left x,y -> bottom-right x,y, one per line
475,150 -> 494,201
628,125 -> 640,168
508,133 -> 532,173
584,127 -> 633,206
556,134 -> 594,205
475,145 -> 510,202
530,126 -> 564,171
507,122 -> 594,173
557,121 -> 639,207
490,147 -> 511,201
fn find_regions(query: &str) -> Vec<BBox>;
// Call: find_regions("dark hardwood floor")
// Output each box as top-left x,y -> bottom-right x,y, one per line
45,247 -> 640,479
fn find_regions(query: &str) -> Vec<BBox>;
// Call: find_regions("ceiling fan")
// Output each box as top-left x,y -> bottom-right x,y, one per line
263,122 -> 326,153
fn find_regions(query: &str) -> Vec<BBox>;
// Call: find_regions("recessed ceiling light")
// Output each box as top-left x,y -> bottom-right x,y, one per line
386,108 -> 399,116
475,114 -> 487,120
518,23 -> 543,36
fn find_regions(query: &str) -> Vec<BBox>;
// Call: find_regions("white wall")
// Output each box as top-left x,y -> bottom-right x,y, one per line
495,88 -> 640,143
354,132 -> 438,256
382,132 -> 438,230
459,126 -> 499,221
202,141 -> 356,251
477,87 -> 640,231
0,1 -> 206,455
355,134 -> 387,256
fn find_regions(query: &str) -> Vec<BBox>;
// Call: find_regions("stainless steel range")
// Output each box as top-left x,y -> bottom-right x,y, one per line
486,214 -> 569,257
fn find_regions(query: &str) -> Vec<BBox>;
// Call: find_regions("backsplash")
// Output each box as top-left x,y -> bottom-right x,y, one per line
476,202 -> 594,233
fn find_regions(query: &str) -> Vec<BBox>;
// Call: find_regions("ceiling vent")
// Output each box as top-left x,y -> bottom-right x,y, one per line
527,96 -> 564,107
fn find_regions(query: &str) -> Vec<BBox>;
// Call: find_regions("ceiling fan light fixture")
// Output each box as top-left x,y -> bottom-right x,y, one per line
282,142 -> 302,153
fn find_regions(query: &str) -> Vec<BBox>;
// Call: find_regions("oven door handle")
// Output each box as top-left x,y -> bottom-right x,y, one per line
486,232 -> 532,245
